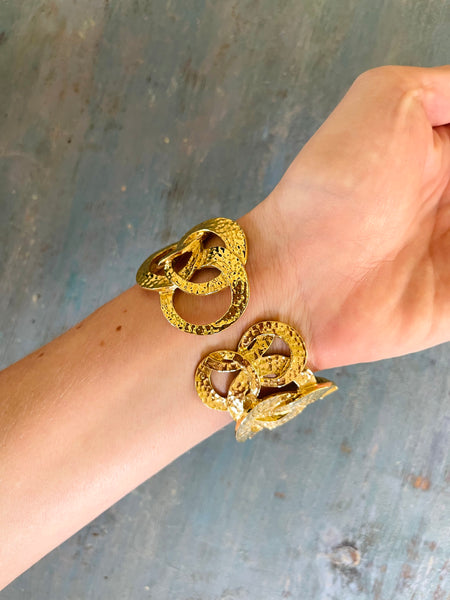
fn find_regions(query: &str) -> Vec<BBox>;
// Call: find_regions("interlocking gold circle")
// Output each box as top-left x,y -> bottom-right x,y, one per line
238,321 -> 307,385
195,350 -> 260,418
194,321 -> 338,441
136,218 -> 249,334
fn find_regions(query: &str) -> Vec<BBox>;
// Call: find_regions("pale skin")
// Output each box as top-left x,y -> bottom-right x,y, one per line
1,65 -> 449,590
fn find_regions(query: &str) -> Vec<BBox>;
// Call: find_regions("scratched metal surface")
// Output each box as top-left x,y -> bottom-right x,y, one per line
1,1 -> 449,599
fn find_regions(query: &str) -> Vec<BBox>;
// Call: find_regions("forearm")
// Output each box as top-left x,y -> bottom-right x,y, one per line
0,207 -> 287,589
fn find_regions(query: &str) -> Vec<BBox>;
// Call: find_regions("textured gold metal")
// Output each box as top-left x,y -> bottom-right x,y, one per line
136,218 -> 249,334
195,321 -> 338,441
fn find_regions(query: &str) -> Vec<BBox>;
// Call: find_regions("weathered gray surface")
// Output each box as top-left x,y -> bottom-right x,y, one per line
1,1 -> 449,598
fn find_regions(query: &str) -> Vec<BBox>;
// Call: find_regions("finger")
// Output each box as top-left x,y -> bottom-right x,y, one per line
286,66 -> 450,197
349,65 -> 450,127
431,124 -> 450,193
416,65 -> 450,126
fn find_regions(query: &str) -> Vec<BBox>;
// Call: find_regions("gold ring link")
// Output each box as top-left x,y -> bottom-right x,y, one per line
163,247 -> 229,296
238,321 -> 307,386
135,240 -> 201,292
159,247 -> 249,335
195,320 -> 338,441
136,218 -> 249,334
180,217 -> 247,265
195,350 -> 259,415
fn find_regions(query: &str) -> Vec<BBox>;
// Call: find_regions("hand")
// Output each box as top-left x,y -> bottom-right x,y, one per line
248,65 -> 450,369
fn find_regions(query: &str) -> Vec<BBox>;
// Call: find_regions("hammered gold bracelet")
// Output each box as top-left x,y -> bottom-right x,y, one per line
195,321 -> 337,441
137,220 -> 336,440
136,217 -> 249,335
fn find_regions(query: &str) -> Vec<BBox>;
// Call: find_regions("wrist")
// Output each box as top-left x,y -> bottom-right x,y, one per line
237,203 -> 319,370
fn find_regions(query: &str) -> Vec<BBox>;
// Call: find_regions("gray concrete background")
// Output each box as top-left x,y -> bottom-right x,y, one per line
1,1 -> 449,598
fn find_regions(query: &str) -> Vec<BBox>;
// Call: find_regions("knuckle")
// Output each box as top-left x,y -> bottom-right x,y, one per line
353,66 -> 423,98
355,65 -> 405,85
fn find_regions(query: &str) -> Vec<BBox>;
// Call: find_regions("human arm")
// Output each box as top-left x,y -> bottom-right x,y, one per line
1,64 -> 450,590
0,216 -> 265,589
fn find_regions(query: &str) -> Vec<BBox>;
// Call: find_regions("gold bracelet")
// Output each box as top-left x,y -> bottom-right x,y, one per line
136,218 -> 249,335
195,321 -> 337,441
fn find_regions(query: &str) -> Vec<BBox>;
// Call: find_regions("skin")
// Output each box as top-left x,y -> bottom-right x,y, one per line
0,65 -> 449,590
253,65 -> 450,369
